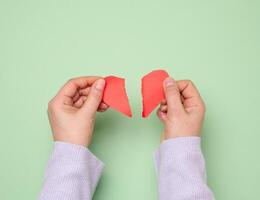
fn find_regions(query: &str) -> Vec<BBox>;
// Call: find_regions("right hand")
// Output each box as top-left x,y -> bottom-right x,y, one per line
157,77 -> 206,141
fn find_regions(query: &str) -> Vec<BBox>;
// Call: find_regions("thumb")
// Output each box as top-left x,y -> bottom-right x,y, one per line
163,77 -> 184,117
81,79 -> 106,117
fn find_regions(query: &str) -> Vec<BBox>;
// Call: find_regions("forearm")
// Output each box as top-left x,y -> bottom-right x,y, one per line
38,142 -> 104,200
154,137 -> 214,200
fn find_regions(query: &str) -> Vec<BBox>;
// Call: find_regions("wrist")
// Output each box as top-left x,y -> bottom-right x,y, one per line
158,136 -> 202,156
53,136 -> 92,147
162,131 -> 201,142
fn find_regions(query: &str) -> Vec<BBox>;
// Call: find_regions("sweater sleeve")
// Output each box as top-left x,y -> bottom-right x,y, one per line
154,137 -> 214,200
38,141 -> 104,200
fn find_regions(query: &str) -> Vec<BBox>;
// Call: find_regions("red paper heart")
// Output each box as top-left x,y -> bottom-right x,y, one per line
103,76 -> 132,117
142,70 -> 169,118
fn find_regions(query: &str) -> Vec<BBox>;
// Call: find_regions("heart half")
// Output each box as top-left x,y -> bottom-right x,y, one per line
142,70 -> 169,117
103,76 -> 132,117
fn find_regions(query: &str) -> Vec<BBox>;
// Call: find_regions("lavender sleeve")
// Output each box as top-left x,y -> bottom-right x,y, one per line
154,137 -> 215,200
38,142 -> 104,200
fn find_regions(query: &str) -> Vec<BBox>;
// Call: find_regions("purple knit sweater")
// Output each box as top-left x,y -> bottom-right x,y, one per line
38,137 -> 214,200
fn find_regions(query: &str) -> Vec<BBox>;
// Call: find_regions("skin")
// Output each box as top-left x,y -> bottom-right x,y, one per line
48,76 -> 108,146
157,77 -> 205,141
48,76 -> 205,147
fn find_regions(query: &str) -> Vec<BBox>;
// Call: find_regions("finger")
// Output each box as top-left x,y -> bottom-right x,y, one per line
72,92 -> 80,103
97,103 -> 109,112
72,87 -> 90,106
74,96 -> 87,108
163,77 -> 184,117
98,102 -> 109,110
81,79 -> 106,117
159,104 -> 167,112
161,99 -> 167,105
79,87 -> 91,96
177,80 -> 205,112
55,76 -> 102,103
75,88 -> 109,110
97,107 -> 108,112
156,109 -> 167,122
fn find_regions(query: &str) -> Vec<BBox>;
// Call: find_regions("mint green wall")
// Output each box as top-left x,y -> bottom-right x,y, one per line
0,1 -> 259,199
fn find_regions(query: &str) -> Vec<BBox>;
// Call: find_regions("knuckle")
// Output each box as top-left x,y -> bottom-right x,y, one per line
48,99 -> 57,111
166,84 -> 178,92
187,79 -> 193,86
183,79 -> 194,87
47,100 -> 53,109
67,76 -> 80,84
89,93 -> 98,100
67,78 -> 74,84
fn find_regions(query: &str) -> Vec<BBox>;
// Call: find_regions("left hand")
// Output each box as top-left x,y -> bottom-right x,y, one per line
47,76 -> 109,147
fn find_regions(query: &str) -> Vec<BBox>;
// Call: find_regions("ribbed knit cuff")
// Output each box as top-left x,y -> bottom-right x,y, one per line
154,137 -> 201,175
44,142 -> 104,196
50,142 -> 104,167
160,136 -> 201,154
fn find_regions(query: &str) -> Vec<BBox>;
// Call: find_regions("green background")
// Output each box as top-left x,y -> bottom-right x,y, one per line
0,0 -> 259,199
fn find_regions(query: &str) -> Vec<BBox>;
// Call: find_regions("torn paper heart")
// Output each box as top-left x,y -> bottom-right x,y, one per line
142,70 -> 169,118
103,76 -> 132,117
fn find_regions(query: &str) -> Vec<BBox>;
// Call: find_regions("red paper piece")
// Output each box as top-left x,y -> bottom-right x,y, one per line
103,76 -> 132,117
142,70 -> 169,118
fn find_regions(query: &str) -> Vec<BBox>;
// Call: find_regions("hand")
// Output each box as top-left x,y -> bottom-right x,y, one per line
48,76 -> 109,146
157,77 -> 205,141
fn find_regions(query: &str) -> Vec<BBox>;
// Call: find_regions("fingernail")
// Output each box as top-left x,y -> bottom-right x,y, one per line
95,79 -> 105,91
164,77 -> 174,87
